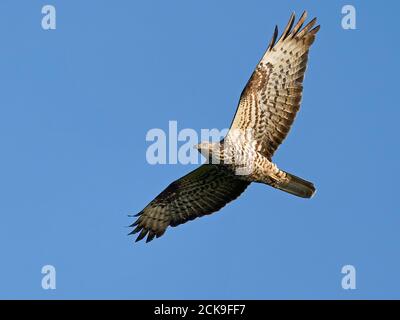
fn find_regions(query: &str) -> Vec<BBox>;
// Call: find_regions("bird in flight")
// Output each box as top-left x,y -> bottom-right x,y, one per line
130,11 -> 320,243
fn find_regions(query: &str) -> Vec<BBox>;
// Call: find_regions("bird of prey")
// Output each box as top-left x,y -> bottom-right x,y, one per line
130,11 -> 320,243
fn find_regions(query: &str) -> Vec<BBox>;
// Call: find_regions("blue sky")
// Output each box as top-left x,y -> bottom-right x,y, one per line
0,0 -> 399,299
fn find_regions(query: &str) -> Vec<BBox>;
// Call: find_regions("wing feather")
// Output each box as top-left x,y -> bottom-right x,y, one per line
129,165 -> 250,243
229,11 -> 320,158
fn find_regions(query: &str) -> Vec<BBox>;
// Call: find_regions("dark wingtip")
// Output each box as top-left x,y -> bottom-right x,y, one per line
311,25 -> 321,35
129,219 -> 140,227
128,225 -> 141,235
268,25 -> 279,51
128,213 -> 165,243
134,211 -> 143,217
127,210 -> 143,218
146,232 -> 156,243
135,229 -> 148,242
280,12 -> 295,41
300,10 -> 308,21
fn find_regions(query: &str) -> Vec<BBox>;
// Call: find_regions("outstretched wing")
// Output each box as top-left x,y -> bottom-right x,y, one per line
130,165 -> 250,243
229,11 -> 320,158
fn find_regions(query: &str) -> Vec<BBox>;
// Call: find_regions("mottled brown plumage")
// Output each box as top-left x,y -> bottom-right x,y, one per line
130,11 -> 319,243
130,165 -> 249,242
230,11 -> 319,159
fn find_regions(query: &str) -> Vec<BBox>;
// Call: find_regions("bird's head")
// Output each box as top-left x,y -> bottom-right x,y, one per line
194,141 -> 221,163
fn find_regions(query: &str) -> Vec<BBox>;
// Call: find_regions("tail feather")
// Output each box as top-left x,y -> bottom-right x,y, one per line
276,172 -> 316,198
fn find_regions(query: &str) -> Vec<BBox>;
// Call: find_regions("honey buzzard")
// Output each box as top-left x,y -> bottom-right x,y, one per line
130,11 -> 319,243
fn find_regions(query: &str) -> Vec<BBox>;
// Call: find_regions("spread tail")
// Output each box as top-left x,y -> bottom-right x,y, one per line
275,171 -> 316,198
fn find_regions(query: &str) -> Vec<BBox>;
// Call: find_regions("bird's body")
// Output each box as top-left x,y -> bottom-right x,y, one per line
196,134 -> 315,198
130,11 -> 320,243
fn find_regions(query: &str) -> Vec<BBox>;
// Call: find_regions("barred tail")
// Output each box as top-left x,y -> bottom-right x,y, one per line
275,171 -> 316,198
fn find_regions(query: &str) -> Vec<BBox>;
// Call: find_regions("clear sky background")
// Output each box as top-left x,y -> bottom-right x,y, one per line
0,0 -> 399,299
